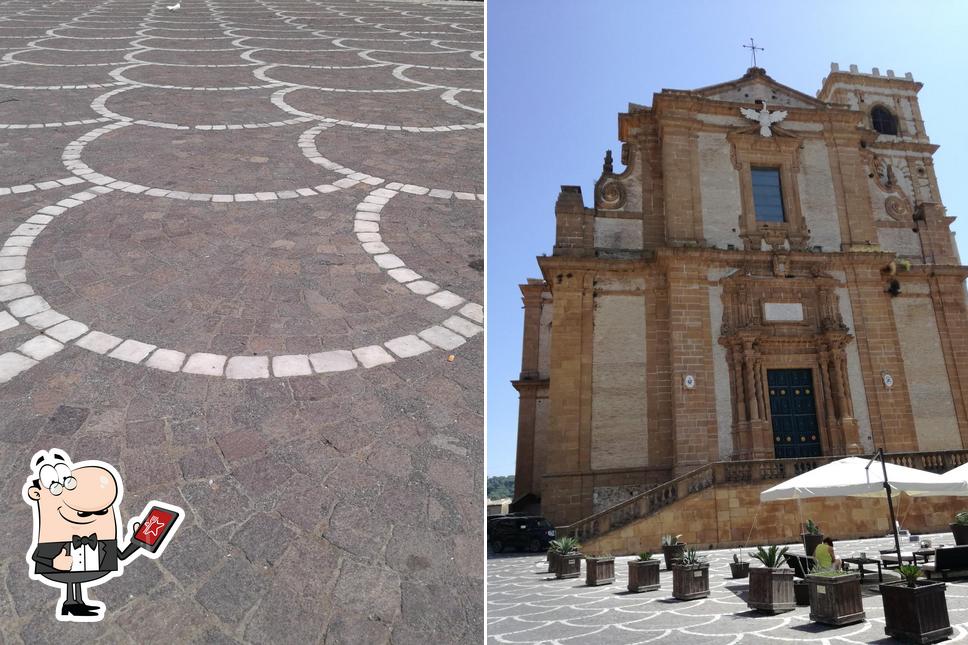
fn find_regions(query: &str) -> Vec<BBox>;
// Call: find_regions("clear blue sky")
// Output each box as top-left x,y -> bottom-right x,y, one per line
486,1 -> 968,477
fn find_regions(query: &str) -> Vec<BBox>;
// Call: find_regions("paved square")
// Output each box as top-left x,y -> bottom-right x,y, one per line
488,533 -> 968,644
0,0 -> 482,642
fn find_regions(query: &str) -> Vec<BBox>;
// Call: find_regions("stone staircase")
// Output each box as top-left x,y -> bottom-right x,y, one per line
559,449 -> 968,544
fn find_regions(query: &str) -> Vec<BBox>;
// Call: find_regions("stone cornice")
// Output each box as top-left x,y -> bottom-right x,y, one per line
819,71 -> 923,98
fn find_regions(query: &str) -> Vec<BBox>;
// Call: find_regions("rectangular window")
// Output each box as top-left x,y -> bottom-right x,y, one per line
751,167 -> 785,222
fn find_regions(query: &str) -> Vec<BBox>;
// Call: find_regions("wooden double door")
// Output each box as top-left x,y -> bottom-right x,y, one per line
768,368 -> 821,459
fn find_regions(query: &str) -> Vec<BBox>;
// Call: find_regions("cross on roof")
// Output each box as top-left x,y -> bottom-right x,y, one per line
743,37 -> 764,67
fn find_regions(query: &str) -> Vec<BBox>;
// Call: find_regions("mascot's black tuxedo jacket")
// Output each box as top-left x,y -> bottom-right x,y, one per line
31,538 -> 139,576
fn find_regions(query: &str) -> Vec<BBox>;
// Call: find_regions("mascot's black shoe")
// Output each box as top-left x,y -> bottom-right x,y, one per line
61,602 -> 99,617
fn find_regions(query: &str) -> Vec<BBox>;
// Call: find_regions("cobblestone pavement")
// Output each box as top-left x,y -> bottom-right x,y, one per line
0,0 -> 483,642
488,533 -> 968,644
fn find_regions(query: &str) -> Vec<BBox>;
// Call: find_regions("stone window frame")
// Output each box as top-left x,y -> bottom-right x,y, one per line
727,130 -> 808,250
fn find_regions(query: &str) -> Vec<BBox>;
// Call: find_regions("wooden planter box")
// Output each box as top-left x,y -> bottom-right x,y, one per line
807,573 -> 865,626
794,580 -> 810,606
747,567 -> 795,614
585,557 -> 615,586
729,561 -> 750,579
880,580 -> 953,644
802,533 -> 824,557
627,559 -> 660,593
950,523 -> 968,546
554,553 -> 582,579
672,563 -> 709,600
662,543 -> 685,570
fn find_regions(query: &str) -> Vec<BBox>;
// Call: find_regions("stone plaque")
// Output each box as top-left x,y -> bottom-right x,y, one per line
763,302 -> 804,322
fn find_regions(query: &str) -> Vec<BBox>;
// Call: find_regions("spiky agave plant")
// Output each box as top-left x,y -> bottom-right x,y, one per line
677,547 -> 706,566
548,536 -> 581,555
749,545 -> 790,568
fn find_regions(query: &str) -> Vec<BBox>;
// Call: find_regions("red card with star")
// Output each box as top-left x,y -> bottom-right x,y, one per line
132,506 -> 180,553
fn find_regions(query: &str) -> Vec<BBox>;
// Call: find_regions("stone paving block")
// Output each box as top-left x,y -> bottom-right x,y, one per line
271,354 -> 312,377
459,302 -> 485,323
385,335 -> 434,358
407,280 -> 439,295
418,326 -> 466,351
75,330 -> 123,354
18,335 -> 64,360
225,355 -> 270,379
308,350 -> 357,373
182,352 -> 227,376
352,345 -> 395,368
144,348 -> 186,372
44,320 -> 88,342
442,315 -> 484,338
108,339 -> 157,364
0,307 -> 19,330
387,268 -> 421,283
426,290 -> 464,309
0,351 -> 37,382
0,284 -> 33,301
7,295 -> 49,318
25,309 -> 68,330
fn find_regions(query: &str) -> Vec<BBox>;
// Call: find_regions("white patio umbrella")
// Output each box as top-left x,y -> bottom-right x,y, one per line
938,460 -> 968,485
760,456 -> 968,501
760,452 -> 968,563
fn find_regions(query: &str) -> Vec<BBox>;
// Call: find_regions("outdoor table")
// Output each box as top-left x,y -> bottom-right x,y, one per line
913,548 -> 936,564
879,550 -> 917,568
843,556 -> 883,583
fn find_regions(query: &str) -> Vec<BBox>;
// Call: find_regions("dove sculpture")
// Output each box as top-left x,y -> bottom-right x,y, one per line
740,103 -> 787,137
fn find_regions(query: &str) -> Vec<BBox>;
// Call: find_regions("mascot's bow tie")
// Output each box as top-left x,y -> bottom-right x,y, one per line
72,534 -> 97,549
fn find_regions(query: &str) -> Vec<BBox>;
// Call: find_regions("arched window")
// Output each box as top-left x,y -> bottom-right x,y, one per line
871,106 -> 899,135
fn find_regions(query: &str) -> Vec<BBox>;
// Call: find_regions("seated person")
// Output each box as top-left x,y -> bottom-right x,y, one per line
814,537 -> 843,571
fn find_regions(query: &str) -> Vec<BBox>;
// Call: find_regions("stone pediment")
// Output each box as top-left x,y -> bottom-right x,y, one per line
692,68 -> 827,110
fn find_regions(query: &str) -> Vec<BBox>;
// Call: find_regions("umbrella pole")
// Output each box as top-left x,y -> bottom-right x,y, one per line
878,449 -> 903,565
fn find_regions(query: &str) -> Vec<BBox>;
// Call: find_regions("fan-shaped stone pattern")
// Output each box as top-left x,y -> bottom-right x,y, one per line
0,0 -> 483,386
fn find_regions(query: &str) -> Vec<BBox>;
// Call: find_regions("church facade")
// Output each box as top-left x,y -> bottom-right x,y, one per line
513,65 -> 968,529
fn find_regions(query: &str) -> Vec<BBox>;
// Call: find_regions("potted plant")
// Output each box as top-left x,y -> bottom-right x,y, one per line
628,552 -> 661,593
548,537 -> 582,579
806,567 -> 865,626
672,548 -> 709,600
747,545 -> 794,614
729,553 -> 750,579
661,534 -> 685,570
585,553 -> 615,586
880,564 -> 952,643
950,511 -> 968,546
802,519 -> 823,556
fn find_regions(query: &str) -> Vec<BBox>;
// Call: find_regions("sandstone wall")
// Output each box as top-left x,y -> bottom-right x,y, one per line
590,293 -> 648,470
583,481 -> 968,555
698,133 -> 742,250
893,297 -> 962,451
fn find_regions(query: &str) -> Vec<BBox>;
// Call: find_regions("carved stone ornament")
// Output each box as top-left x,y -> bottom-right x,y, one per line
871,155 -> 898,192
740,103 -> 788,137
596,179 -> 626,210
884,195 -> 913,220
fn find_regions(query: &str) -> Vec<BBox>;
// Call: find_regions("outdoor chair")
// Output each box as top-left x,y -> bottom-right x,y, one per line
923,545 -> 968,580
783,553 -> 818,578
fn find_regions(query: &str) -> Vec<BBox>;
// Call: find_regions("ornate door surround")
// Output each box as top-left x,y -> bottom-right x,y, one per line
718,256 -> 863,460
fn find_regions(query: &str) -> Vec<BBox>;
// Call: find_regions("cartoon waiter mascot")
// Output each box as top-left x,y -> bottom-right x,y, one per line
22,449 -> 183,622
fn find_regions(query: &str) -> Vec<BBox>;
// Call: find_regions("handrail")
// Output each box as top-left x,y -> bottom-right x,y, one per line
558,449 -> 968,543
